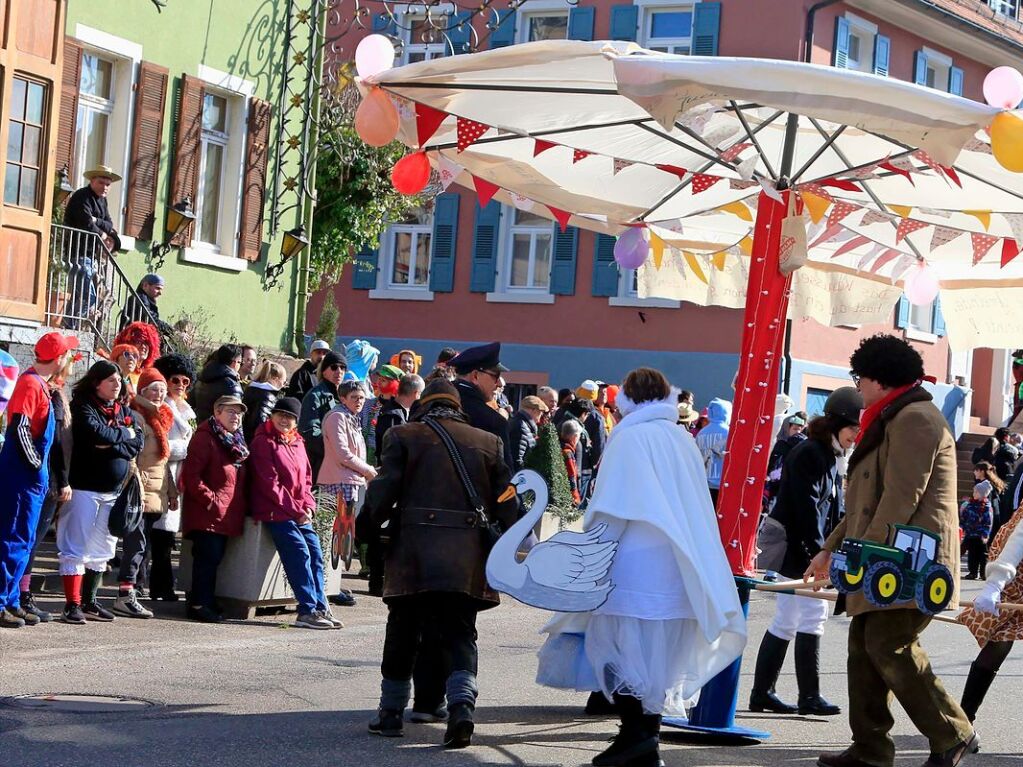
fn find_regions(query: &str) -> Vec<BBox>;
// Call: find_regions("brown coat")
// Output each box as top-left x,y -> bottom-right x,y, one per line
365,414 -> 518,609
132,399 -> 178,515
825,387 -> 960,616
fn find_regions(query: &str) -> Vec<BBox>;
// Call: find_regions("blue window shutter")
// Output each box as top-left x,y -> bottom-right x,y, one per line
372,13 -> 397,37
352,242 -> 379,290
448,11 -> 473,56
592,234 -> 620,297
914,49 -> 929,86
895,295 -> 911,329
490,10 -> 516,48
932,298 -> 947,337
428,193 -> 460,293
568,7 -> 595,40
692,2 -> 721,56
550,225 -> 579,296
873,34 -> 890,77
832,16 -> 850,69
609,5 -> 638,42
949,66 -> 964,96
470,201 -> 500,293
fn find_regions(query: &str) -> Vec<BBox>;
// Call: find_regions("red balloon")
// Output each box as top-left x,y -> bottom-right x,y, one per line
391,152 -> 431,195
355,88 -> 399,147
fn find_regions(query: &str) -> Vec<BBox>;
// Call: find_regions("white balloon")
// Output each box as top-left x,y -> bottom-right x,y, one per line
355,34 -> 396,79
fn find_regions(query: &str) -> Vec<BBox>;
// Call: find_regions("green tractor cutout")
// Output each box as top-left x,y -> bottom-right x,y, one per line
829,524 -> 954,615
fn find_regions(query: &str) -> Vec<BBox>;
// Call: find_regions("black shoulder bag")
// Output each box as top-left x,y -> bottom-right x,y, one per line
423,417 -> 503,553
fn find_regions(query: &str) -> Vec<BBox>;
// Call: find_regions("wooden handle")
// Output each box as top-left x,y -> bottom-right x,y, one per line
755,577 -> 831,592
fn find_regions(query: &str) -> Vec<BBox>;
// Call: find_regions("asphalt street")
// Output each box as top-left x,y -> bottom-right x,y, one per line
1,576 -> 1020,767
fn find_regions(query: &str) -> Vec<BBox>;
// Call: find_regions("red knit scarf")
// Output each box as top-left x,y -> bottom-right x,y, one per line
132,396 -> 174,460
856,382 -> 918,443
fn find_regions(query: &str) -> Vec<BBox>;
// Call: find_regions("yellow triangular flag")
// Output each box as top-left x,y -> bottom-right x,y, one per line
683,251 -> 709,284
650,232 -> 666,269
964,209 -> 992,231
739,235 -> 754,256
801,192 -> 830,224
712,251 -> 727,271
720,200 -> 753,222
888,204 -> 912,219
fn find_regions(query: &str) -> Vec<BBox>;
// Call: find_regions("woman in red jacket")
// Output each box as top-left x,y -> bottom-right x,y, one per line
181,394 -> 249,623
249,397 -> 339,630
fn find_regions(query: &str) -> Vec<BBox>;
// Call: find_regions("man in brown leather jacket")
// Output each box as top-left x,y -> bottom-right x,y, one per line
364,379 -> 517,749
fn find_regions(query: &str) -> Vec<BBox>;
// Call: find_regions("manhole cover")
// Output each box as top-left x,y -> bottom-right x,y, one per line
3,694 -> 159,712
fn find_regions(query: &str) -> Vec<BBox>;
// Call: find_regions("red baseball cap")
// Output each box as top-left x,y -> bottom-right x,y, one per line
34,332 -> 80,362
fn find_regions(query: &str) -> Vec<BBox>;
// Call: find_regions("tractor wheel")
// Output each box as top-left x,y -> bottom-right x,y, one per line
330,527 -> 341,570
341,529 -> 355,571
865,561 -> 904,608
830,558 -> 865,594
916,563 -> 954,615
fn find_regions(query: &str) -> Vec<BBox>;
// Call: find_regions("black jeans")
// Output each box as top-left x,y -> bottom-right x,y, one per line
188,531 -> 228,609
381,594 -> 479,689
963,536 -> 987,578
119,515 -> 157,586
149,529 -> 176,596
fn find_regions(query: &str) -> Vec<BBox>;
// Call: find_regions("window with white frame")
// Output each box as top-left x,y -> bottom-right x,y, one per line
989,1 -> 1020,21
622,268 -> 639,298
385,208 -> 432,288
76,54 -> 114,185
923,48 -> 952,93
909,299 -> 937,334
505,207 -> 552,290
518,11 -> 568,42
197,92 -> 230,246
641,4 -> 694,55
844,15 -> 876,74
402,15 -> 447,64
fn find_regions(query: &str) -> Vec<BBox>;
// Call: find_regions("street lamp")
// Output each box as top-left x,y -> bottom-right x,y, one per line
55,164 -> 74,206
281,225 -> 310,260
150,197 -> 196,269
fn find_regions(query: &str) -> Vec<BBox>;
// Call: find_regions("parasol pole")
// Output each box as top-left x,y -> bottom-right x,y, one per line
663,113 -> 801,743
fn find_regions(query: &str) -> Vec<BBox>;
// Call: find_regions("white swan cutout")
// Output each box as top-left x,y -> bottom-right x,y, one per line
486,469 -> 617,612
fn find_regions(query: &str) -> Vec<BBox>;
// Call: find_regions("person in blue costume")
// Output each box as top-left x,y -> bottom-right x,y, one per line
0,332 -> 79,628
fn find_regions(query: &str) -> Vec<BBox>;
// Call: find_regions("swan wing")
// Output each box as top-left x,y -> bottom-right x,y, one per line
545,523 -> 610,547
525,540 -> 618,591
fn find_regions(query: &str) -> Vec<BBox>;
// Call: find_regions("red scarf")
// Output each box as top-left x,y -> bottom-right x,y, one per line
93,396 -> 132,427
856,382 -> 918,443
262,418 -> 299,445
132,396 -> 174,460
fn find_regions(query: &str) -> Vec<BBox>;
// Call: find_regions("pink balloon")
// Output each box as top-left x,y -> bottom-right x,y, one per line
983,66 -> 1023,110
356,34 -> 396,79
904,263 -> 940,306
614,228 -> 649,270
355,89 -> 399,147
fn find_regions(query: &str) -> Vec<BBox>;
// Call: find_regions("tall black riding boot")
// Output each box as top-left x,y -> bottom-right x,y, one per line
592,693 -> 660,767
960,662 -> 997,724
749,631 -> 798,714
794,632 -> 841,716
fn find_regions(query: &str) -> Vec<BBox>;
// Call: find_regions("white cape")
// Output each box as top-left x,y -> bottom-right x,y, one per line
537,399 -> 747,711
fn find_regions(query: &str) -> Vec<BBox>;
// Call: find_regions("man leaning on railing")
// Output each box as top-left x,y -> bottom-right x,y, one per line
62,164 -> 122,331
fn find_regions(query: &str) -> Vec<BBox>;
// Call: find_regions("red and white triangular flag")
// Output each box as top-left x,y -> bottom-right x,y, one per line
827,201 -> 860,228
929,226 -> 964,251
472,175 -> 500,207
437,156 -> 463,191
857,243 -> 886,270
831,234 -> 871,259
860,209 -> 893,226
656,164 -> 689,181
1002,238 -> 1021,268
963,137 -> 993,155
895,218 -> 928,244
572,149 -> 592,164
546,205 -> 571,233
809,224 -> 843,249
729,178 -> 757,190
971,232 -> 999,265
533,139 -> 556,157
1004,213 -> 1023,248
870,248 -> 901,274
846,163 -> 881,180
879,159 -> 915,186
457,117 -> 489,152
890,255 -> 916,282
613,158 -> 633,176
510,193 -> 534,212
719,142 -> 752,162
416,103 -> 447,147
691,173 -> 723,195
736,154 -> 758,181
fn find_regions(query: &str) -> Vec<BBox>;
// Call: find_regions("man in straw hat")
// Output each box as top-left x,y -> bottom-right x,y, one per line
62,164 -> 123,329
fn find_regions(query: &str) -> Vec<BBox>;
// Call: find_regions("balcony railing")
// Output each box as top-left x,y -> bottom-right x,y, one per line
989,0 -> 1021,21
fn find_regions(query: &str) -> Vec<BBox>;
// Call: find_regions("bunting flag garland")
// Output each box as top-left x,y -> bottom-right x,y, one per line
658,218 -> 685,234
691,173 -> 723,194
870,248 -> 901,274
888,204 -> 913,219
817,178 -> 862,192
760,179 -> 785,203
963,137 -> 993,155
456,117 -> 489,152
879,159 -> 915,185
809,224 -> 843,249
964,210 -> 993,231
683,251 -> 709,284
857,243 -> 886,270
472,175 -> 500,206
415,103 -> 447,147
657,164 -> 689,181
1005,213 -> 1023,247
533,139 -> 556,157
720,200 -> 753,222
890,255 -> 917,282
832,235 -> 872,259
730,178 -> 758,190
942,165 -> 962,188
861,209 -> 893,226
510,192 -> 534,211
971,232 -> 999,265
719,142 -> 752,161
704,125 -> 741,148
437,156 -> 464,191
930,226 -> 964,251
738,236 -> 754,256
650,232 -> 666,269
1002,238 -> 1021,268
801,192 -> 831,224
391,95 -> 416,123
613,158 -> 633,175
712,251 -> 727,271
547,205 -> 571,233
827,201 -> 860,228
918,207 -> 952,219
572,149 -> 591,164
895,217 -> 928,243
846,162 -> 882,179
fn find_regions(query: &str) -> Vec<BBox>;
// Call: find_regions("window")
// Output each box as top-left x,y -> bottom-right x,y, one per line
402,15 -> 447,64
197,93 -> 229,245
642,6 -> 694,54
806,387 -> 832,417
5,76 -> 47,209
989,0 -> 1020,20
386,209 -> 432,288
75,53 -> 115,188
506,208 -> 552,290
843,15 -> 877,74
909,298 -> 936,334
521,12 -> 568,42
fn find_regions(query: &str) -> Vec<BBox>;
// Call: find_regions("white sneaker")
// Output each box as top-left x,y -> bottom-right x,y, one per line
112,590 -> 153,619
318,609 -> 343,629
295,612 -> 333,630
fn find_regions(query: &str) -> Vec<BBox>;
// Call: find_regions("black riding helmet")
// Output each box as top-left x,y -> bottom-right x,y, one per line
824,386 -> 863,428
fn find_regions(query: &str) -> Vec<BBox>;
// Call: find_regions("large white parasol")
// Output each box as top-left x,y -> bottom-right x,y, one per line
367,40 -> 1023,352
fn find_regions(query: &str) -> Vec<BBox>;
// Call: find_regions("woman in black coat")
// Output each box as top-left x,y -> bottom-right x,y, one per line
191,344 -> 243,422
749,387 -> 862,717
242,360 -> 286,443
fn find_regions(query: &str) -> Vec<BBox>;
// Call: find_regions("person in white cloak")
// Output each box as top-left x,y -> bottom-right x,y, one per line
536,367 -> 746,767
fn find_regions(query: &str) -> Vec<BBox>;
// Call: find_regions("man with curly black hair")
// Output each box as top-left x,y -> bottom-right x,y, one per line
808,334 -> 978,767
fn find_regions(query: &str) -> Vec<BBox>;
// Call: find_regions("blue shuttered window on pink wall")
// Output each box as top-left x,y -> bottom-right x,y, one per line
489,10 -> 516,48
692,2 -> 721,56
550,225 -> 579,295
470,201 -> 501,292
428,193 -> 460,292
568,7 -> 595,40
592,234 -> 620,297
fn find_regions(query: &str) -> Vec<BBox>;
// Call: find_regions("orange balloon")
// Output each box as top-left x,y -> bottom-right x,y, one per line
990,112 -> 1023,173
355,88 -> 399,147
391,152 -> 431,195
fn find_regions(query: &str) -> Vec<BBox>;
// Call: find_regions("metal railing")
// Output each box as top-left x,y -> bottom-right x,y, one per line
45,224 -> 170,353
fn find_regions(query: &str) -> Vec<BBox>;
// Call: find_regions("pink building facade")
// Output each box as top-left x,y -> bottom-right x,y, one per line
316,0 -> 1023,425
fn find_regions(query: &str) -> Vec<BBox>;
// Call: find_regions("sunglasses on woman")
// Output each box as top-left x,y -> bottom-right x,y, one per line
169,375 -> 190,386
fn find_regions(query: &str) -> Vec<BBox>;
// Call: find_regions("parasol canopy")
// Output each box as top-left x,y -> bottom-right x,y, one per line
366,40 -> 1023,351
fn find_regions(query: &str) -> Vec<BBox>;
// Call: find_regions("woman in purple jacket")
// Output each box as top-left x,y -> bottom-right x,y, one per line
248,397 -> 339,630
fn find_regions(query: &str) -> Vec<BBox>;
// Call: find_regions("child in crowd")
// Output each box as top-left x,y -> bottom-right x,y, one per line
961,479 -> 995,580
559,419 -> 583,506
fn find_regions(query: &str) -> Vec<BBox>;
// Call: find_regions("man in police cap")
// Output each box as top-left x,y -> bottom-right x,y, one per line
449,343 -> 513,468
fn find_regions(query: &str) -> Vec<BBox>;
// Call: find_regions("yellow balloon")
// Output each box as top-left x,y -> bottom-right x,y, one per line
991,112 -> 1023,173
